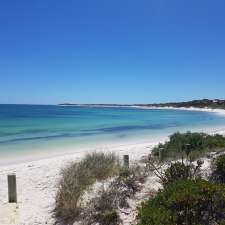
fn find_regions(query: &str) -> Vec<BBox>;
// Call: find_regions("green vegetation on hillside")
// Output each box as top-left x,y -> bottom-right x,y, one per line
138,99 -> 225,109
152,132 -> 225,161
60,99 -> 225,109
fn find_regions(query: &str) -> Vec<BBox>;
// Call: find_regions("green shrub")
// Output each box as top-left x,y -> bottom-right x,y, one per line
55,152 -> 119,224
138,180 -> 225,225
152,132 -> 225,161
162,160 -> 203,187
163,162 -> 190,186
138,204 -> 176,225
210,154 -> 225,184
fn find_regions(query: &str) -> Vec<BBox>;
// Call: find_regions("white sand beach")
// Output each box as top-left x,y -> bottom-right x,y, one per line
0,141 -> 160,225
133,106 -> 225,117
1,107 -> 225,225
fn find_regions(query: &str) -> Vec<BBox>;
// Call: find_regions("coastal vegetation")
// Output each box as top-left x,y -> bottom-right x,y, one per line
138,180 -> 225,225
138,151 -> 225,225
152,132 -> 225,161
59,99 -> 225,110
210,154 -> 225,184
55,152 -> 120,223
137,99 -> 225,110
55,152 -> 148,224
81,165 -> 148,225
160,160 -> 203,187
55,132 -> 225,225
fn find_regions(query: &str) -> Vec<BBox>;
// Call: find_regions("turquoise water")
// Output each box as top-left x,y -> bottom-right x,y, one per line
1,104 -> 225,164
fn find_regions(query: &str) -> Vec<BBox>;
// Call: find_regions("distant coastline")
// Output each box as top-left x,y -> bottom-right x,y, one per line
59,99 -> 225,111
1,101 -> 225,224
1,103 -> 225,166
58,103 -> 133,107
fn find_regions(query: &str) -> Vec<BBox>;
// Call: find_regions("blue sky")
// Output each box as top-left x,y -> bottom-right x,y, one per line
0,0 -> 225,104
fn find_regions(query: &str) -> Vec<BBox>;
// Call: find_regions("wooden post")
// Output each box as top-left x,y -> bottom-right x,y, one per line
123,155 -> 129,168
8,174 -> 17,203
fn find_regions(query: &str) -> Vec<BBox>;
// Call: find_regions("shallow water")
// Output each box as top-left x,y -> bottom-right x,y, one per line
1,104 -> 225,163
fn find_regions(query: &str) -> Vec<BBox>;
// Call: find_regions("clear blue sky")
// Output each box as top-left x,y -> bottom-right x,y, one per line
0,0 -> 225,104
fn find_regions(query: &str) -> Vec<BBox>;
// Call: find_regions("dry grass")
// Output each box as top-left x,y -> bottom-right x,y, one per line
54,152 -> 119,224
82,152 -> 120,180
82,189 -> 121,225
55,152 -> 149,225
80,164 -> 149,225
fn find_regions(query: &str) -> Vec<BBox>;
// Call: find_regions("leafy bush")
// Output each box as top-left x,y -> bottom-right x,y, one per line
163,162 -> 190,184
152,132 -> 225,161
162,160 -> 202,187
55,152 -> 119,224
210,154 -> 225,184
138,180 -> 225,225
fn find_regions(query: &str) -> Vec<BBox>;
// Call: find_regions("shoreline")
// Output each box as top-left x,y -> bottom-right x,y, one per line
0,133 -> 169,167
58,104 -> 225,117
1,125 -> 225,168
0,139 -> 162,225
132,106 -> 225,116
1,107 -> 225,224
0,130 -> 225,225
0,139 -> 163,170
0,106 -> 225,168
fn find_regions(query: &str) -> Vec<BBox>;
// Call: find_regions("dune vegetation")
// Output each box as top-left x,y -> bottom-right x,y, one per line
138,179 -> 225,225
55,152 -> 148,225
55,152 -> 120,223
152,132 -> 225,161
138,133 -> 225,225
55,132 -> 225,225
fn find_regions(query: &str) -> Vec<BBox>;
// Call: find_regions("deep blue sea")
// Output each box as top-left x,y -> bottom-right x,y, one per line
1,104 -> 225,164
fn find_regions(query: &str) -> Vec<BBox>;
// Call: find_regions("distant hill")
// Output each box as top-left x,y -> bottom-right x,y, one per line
59,99 -> 225,110
136,99 -> 225,109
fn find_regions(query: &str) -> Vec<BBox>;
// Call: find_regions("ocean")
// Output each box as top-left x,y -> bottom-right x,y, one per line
1,104 -> 225,164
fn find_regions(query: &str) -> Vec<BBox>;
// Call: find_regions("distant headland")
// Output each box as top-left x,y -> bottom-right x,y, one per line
59,99 -> 225,110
